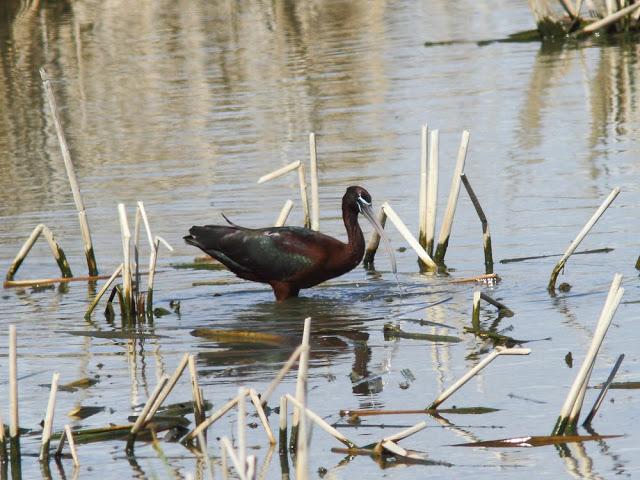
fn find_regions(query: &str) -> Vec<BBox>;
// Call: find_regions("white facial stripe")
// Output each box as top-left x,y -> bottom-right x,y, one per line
357,195 -> 371,206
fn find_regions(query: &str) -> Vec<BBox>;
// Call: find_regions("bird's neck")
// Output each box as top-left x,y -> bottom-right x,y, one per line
342,207 -> 365,261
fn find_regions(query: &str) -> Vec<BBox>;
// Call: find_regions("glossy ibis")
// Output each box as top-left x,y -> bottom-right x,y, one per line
184,186 -> 396,301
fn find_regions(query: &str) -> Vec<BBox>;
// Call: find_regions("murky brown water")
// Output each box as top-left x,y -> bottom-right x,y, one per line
1,0 -> 640,478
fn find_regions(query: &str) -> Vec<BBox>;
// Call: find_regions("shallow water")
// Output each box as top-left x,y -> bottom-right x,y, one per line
1,0 -> 640,478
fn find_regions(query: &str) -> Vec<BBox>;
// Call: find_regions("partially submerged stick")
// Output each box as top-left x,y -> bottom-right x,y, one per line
274,200 -> 294,227
576,2 -> 640,35
258,161 -> 301,184
118,204 -> 133,318
363,208 -> 387,269
433,130 -> 470,266
9,325 -> 19,442
249,389 -> 276,445
426,129 -> 439,257
64,425 -> 80,467
552,274 -> 624,434
583,353 -> 624,427
471,290 -> 481,331
279,396 -> 287,454
0,411 -> 5,464
41,225 -> 73,278
39,372 -> 60,462
382,202 -> 437,270
40,68 -> 98,276
5,224 -> 44,281
428,346 -> 531,410
418,124 -> 428,250
548,187 -> 620,292
126,375 -> 169,454
309,133 -> 319,231
460,173 -> 493,274
84,264 -> 123,319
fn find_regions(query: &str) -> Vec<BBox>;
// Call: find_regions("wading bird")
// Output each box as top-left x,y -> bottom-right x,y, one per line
184,186 -> 396,301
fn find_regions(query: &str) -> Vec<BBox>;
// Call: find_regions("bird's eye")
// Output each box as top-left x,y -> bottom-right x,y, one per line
357,195 -> 371,206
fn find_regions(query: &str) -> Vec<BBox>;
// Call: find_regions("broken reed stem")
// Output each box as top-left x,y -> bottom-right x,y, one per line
559,0 -> 578,18
5,224 -> 44,281
118,204 -> 133,318
249,390 -> 276,444
220,439 -> 229,480
64,425 -> 80,467
9,325 -> 19,441
553,274 -> 624,435
279,396 -> 288,454
39,372 -> 60,462
257,161 -> 301,184
146,238 -> 160,315
460,173 -> 493,274
137,201 -> 154,250
290,318 -> 311,451
479,292 -> 511,313
0,411 -> 5,464
220,437 -> 246,480
577,1 -> 640,34
237,388 -> 247,477
434,130 -> 470,266
149,354 -> 190,419
4,273 -> 119,288
285,395 -> 356,449
183,390 -> 249,443
382,202 -> 437,270
382,421 -> 427,444
309,133 -> 319,231
428,346 -> 531,410
471,290 -> 481,331
274,200 -> 294,227
548,187 -> 620,292
84,264 -> 124,319
298,163 -> 311,229
260,344 -> 303,407
188,355 -> 206,429
126,375 -> 170,454
418,124 -> 428,250
426,129 -> 439,258
41,226 -> 73,278
197,432 -> 214,480
363,207 -> 387,269
583,353 -> 624,427
40,68 -> 98,276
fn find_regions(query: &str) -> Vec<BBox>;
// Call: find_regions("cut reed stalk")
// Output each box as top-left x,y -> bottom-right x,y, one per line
4,273 -> 117,288
246,455 -> 257,480
381,203 -> 437,270
146,238 -> 160,316
548,188 -> 620,292
9,325 -> 19,441
64,425 -> 80,467
460,173 -> 493,274
188,355 -> 206,429
433,130 -> 470,266
197,432 -> 214,480
41,226 -> 73,278
363,208 -> 387,269
148,354 -> 189,418
118,204 -> 133,318
298,164 -> 311,229
450,273 -> 498,284
220,438 -> 229,480
479,292 -> 512,314
249,389 -> 276,445
418,124 -> 429,250
576,1 -> 640,34
183,390 -> 250,443
285,395 -> 356,449
426,129 -> 439,257
279,396 -> 287,455
309,133 -> 319,231
381,421 -> 427,444
40,68 -> 98,276
126,375 -> 170,454
134,207 -> 141,296
427,346 -> 531,410
5,224 -> 43,281
552,274 -> 623,434
274,200 -> 294,227
257,161 -> 301,184
260,344 -> 303,407
220,437 -> 246,480
84,264 -> 123,319
0,411 -> 5,464
39,372 -> 60,462
471,290 -> 481,331
290,318 -> 311,451
237,387 -> 247,474
582,353 -> 624,427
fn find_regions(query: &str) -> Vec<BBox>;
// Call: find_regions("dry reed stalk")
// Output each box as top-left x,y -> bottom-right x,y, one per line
40,225 -> 73,278
309,133 -> 319,231
553,274 -> 624,434
380,421 -> 427,444
279,396 -> 287,454
39,372 -> 60,462
134,206 -> 142,296
479,292 -> 512,314
559,0 -> 578,17
220,437 -> 246,480
84,264 -> 124,319
434,130 -> 470,266
183,390 -> 250,443
450,273 -> 498,284
257,161 -> 301,184
274,200 -> 294,227
363,208 -> 387,269
220,439 -> 230,480
246,455 -> 257,480
148,354 -> 190,418
290,318 -> 311,450
548,187 -> 620,292
249,389 -> 276,444
577,1 -> 640,33
237,387 -> 247,474
5,224 -> 44,280
298,164 -> 311,229
4,273 -> 116,288
260,344 -> 303,407
40,68 -> 98,276
9,325 -> 19,441
381,203 -> 437,270
126,375 -> 170,454
64,425 -> 80,467
188,355 -> 206,428
197,432 -> 214,480
285,395 -> 356,449
118,204 -> 133,317
471,290 -> 481,331
146,236 -> 173,315
0,411 -> 5,464
418,124 -> 429,250
460,173 -> 493,274
428,346 -> 531,410
583,353 -> 624,427
426,129 -> 439,257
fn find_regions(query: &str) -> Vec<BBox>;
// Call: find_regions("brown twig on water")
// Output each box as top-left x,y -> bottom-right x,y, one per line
39,372 -> 60,462
582,353 -> 624,427
460,173 -> 493,274
40,68 -> 98,276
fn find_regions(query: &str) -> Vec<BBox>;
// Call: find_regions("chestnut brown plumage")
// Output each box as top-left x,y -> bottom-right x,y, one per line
184,186 -> 396,301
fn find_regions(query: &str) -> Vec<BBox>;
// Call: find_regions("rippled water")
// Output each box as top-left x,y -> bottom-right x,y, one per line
1,0 -> 640,478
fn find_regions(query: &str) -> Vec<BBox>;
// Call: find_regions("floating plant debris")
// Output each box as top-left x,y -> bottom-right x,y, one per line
450,434 -> 622,448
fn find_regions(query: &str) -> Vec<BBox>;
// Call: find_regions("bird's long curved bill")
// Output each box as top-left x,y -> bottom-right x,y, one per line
360,204 -> 397,276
